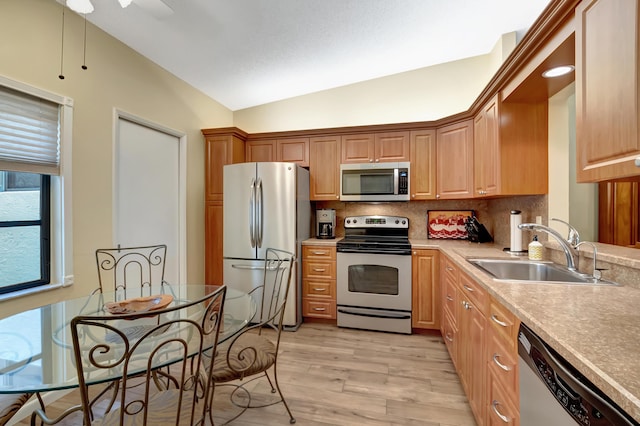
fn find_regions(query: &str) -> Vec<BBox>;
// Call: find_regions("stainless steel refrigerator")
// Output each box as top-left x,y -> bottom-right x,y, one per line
223,162 -> 310,328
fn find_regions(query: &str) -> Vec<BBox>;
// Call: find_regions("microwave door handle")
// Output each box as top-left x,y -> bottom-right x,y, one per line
394,167 -> 399,195
256,178 -> 263,248
249,178 -> 256,248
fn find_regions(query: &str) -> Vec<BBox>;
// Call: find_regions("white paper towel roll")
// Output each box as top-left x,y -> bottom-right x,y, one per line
510,210 -> 522,252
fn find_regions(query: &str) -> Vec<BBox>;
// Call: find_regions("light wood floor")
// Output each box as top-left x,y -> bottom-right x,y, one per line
16,323 -> 476,425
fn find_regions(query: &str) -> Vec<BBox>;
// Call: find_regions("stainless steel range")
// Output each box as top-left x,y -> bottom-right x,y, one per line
336,215 -> 412,334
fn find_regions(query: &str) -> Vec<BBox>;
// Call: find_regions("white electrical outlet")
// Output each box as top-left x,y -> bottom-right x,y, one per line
535,216 -> 542,224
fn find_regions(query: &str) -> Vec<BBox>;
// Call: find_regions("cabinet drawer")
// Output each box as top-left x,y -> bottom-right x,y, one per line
303,245 -> 336,261
459,271 -> 488,314
442,256 -> 459,280
442,310 -> 458,368
487,369 -> 519,425
303,260 -> 336,279
302,298 -> 336,319
303,279 -> 335,298
488,300 -> 519,350
487,330 -> 518,394
442,273 -> 458,326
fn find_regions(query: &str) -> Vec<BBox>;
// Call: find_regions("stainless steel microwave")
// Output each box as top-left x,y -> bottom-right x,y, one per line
340,162 -> 410,201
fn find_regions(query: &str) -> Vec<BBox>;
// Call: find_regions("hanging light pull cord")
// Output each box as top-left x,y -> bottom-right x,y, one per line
59,5 -> 65,80
82,15 -> 88,70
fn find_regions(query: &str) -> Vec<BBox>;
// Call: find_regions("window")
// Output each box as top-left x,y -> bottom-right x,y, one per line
0,172 -> 50,293
0,75 -> 73,295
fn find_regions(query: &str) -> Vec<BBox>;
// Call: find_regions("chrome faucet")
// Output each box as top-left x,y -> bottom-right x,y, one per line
518,223 -> 579,271
551,218 -> 581,247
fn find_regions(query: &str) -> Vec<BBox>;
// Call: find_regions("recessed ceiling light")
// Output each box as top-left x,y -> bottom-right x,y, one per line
542,65 -> 575,78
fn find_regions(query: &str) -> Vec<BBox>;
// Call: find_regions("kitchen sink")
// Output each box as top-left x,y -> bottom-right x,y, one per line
467,258 -> 619,285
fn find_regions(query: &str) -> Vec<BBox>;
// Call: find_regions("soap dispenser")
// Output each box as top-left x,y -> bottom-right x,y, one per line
528,235 -> 543,260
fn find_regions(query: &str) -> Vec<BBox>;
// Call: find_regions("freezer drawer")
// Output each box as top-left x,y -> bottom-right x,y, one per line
223,258 -> 300,328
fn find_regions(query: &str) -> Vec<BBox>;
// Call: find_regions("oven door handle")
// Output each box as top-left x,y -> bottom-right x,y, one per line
337,307 -> 411,320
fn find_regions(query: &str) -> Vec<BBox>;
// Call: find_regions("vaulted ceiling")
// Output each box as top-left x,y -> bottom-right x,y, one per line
82,0 -> 552,111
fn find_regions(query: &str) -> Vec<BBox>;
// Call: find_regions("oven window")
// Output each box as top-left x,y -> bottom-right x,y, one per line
347,265 -> 398,295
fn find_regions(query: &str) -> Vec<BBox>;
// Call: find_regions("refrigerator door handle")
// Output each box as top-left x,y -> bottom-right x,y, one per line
231,263 -> 284,272
249,178 -> 256,248
256,177 -> 264,248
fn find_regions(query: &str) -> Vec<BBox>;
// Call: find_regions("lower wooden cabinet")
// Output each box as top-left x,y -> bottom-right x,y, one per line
458,271 -> 488,426
440,254 -> 459,365
487,374 -> 519,426
486,296 -> 520,426
412,249 -> 440,329
302,245 -> 337,319
204,201 -> 223,285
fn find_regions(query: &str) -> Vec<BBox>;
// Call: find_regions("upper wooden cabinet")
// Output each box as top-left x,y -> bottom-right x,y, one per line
309,136 -> 341,201
246,137 -> 309,166
474,96 -> 500,197
576,0 -> 640,182
203,131 -> 246,202
341,131 -> 410,164
278,137 -> 309,166
245,139 -> 275,163
473,94 -> 548,197
436,120 -> 474,199
410,129 -> 437,200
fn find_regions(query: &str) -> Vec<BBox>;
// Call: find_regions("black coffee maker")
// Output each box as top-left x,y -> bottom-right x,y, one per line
316,209 -> 336,239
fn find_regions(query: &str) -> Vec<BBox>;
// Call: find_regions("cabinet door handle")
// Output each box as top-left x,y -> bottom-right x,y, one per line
313,268 -> 326,272
492,353 -> 512,371
462,284 -> 474,292
491,314 -> 508,327
313,307 -> 326,311
446,266 -> 454,272
311,251 -> 327,255
446,295 -> 453,301
461,301 -> 470,310
313,287 -> 326,292
491,400 -> 510,423
445,333 -> 454,342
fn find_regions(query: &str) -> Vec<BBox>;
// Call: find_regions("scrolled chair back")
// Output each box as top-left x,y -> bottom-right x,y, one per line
95,244 -> 168,301
70,285 -> 226,425
257,247 -> 295,333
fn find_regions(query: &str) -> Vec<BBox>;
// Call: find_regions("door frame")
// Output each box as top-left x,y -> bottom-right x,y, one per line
112,108 -> 187,284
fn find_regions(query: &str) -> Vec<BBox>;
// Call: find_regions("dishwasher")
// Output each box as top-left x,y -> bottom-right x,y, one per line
518,323 -> 639,426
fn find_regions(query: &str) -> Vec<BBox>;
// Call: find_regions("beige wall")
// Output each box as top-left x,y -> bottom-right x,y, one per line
0,0 -> 233,316
548,83 -> 597,241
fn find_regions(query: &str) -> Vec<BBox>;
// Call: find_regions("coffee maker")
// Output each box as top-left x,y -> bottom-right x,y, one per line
316,209 -> 336,239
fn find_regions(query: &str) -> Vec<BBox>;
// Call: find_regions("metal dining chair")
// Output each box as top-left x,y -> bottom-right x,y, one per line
208,248 -> 296,425
30,285 -> 227,425
95,244 -> 170,301
91,244 -> 174,414
0,393 -> 31,425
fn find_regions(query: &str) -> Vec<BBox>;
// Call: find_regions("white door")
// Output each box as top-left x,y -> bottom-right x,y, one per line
114,116 -> 184,285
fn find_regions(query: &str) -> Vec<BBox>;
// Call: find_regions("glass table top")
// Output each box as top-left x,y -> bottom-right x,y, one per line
0,285 -> 255,394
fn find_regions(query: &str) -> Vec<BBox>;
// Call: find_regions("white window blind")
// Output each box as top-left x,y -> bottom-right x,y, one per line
0,85 -> 60,175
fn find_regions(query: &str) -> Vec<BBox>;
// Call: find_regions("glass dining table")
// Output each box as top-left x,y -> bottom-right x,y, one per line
0,284 -> 256,395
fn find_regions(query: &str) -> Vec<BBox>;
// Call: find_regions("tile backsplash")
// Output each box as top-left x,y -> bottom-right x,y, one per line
315,195 -> 547,247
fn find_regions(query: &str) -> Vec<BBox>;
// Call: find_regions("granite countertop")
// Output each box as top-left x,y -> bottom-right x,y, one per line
302,237 -> 340,246
411,239 -> 640,423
